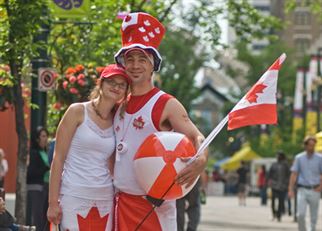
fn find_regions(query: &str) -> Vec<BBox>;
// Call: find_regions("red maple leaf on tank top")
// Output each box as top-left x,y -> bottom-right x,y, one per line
245,83 -> 267,103
133,116 -> 145,129
77,207 -> 109,231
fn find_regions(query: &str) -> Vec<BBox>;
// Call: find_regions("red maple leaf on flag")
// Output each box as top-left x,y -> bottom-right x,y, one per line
245,83 -> 267,103
77,207 -> 109,231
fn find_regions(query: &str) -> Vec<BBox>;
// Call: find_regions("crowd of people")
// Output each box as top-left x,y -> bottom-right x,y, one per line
1,11 -> 322,231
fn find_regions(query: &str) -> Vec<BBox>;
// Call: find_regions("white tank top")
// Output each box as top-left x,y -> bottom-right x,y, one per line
60,102 -> 115,200
113,91 -> 165,195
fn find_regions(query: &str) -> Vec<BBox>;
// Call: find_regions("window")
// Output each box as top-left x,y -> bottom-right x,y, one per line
294,12 -> 311,25
295,38 -> 310,52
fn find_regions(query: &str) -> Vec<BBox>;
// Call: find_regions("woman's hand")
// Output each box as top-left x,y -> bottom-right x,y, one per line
47,201 -> 62,225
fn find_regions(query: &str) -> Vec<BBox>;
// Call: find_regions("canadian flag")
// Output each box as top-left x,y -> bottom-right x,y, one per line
227,53 -> 286,130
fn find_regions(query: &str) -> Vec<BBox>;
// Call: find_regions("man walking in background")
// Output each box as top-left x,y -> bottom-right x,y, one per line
268,151 -> 290,221
288,136 -> 322,231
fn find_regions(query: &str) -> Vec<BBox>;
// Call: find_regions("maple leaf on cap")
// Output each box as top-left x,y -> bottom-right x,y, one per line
245,83 -> 267,103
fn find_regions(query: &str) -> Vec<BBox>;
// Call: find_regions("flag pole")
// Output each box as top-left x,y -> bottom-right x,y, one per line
187,115 -> 229,164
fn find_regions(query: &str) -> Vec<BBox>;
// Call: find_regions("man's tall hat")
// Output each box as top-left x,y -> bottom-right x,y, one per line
114,12 -> 166,72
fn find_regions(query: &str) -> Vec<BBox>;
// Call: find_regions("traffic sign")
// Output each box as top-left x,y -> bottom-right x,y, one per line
38,68 -> 56,91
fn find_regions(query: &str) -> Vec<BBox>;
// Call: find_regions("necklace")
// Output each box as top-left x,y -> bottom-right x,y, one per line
116,91 -> 153,156
91,100 -> 109,120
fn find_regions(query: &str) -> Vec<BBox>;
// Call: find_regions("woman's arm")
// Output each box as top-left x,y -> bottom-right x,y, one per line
47,104 -> 83,224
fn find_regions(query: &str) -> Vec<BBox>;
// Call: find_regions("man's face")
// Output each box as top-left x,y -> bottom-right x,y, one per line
305,140 -> 316,153
123,50 -> 154,84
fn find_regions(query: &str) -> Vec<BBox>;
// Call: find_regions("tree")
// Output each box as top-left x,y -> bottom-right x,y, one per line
0,0 -> 46,222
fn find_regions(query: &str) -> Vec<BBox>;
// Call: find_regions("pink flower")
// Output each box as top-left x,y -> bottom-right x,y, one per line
63,81 -> 68,89
69,87 -> 79,94
77,74 -> 85,80
69,76 -> 77,84
77,79 -> 86,86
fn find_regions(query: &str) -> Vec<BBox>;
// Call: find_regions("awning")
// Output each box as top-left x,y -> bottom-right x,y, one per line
221,145 -> 260,171
213,157 -> 230,169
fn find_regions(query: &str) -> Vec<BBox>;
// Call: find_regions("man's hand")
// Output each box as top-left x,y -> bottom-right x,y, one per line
175,153 -> 207,188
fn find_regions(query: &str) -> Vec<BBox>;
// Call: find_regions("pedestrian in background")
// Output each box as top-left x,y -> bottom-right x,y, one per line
257,165 -> 267,206
288,136 -> 322,231
236,161 -> 249,206
0,149 -> 8,188
268,151 -> 290,222
26,126 -> 50,231
176,180 -> 201,231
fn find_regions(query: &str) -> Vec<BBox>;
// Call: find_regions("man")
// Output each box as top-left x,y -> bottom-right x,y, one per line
236,161 -> 248,206
113,12 -> 208,230
176,179 -> 201,231
268,151 -> 290,222
288,136 -> 322,231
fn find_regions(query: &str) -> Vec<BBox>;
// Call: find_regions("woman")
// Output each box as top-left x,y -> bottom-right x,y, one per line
47,64 -> 130,231
0,148 -> 8,188
257,165 -> 267,206
26,126 -> 50,231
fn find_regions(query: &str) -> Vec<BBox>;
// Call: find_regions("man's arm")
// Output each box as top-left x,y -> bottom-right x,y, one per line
288,171 -> 298,198
160,98 -> 208,187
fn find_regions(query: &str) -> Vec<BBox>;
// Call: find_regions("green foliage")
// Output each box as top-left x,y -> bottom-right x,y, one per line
0,65 -> 14,110
285,0 -> 322,20
159,29 -> 206,111
227,0 -> 282,43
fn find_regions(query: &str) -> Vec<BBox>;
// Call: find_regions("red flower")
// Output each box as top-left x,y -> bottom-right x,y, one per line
69,87 -> 79,94
77,79 -> 86,86
96,67 -> 105,75
77,74 -> 85,80
65,67 -> 76,75
53,102 -> 62,110
63,81 -> 69,89
69,76 -> 77,84
75,64 -> 85,72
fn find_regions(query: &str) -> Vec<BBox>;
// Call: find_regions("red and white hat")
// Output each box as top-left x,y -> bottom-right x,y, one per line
114,12 -> 166,72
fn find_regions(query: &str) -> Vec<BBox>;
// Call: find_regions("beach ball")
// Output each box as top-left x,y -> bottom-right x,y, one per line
134,131 -> 198,200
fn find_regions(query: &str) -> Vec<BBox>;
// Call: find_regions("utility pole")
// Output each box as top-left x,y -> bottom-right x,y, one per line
30,7 -> 49,138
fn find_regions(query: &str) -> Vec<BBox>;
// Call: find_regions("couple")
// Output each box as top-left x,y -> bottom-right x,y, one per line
47,12 -> 208,231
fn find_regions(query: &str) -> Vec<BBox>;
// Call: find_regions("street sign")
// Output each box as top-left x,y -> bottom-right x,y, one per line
38,68 -> 56,91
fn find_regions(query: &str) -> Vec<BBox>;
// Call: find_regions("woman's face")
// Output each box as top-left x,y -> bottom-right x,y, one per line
38,130 -> 48,149
101,75 -> 128,102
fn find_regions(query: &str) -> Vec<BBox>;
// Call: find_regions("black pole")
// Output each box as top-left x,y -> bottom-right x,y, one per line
30,7 -> 50,136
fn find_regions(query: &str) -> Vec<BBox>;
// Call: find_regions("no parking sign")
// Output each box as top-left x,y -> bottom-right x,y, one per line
38,68 -> 56,91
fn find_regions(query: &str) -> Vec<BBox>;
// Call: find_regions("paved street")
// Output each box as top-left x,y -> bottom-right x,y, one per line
6,194 -> 322,230
199,196 -> 322,231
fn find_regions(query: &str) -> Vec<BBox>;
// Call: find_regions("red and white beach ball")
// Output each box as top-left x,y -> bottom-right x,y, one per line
134,131 -> 198,200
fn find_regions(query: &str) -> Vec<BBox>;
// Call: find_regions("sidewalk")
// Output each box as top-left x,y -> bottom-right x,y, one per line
199,196 -> 322,231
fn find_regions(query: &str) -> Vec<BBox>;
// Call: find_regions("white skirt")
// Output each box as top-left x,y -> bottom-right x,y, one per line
59,194 -> 114,231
